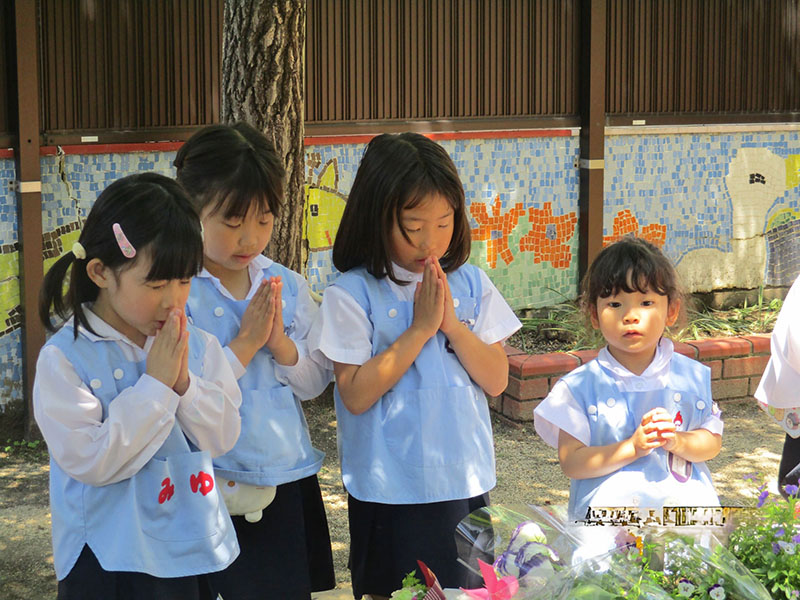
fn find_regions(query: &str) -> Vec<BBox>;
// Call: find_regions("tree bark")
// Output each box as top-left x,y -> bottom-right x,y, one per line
222,0 -> 306,272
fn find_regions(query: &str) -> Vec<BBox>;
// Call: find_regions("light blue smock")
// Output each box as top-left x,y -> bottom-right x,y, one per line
186,261 -> 324,486
47,323 -> 239,579
560,353 -> 720,521
333,264 -> 496,504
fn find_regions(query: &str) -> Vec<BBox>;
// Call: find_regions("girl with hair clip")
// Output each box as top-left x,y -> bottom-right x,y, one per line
308,132 -> 521,599
534,237 -> 723,524
174,122 -> 335,600
34,173 -> 242,600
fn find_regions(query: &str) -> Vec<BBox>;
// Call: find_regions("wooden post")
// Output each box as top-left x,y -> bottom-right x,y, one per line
578,0 -> 606,281
14,0 -> 45,439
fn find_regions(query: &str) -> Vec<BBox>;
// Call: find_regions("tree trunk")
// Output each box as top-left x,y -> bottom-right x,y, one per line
222,0 -> 306,272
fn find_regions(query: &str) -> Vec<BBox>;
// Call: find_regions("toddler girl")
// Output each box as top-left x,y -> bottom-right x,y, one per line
175,122 -> 335,599
35,173 -> 242,599
534,236 -> 723,522
309,132 -> 521,599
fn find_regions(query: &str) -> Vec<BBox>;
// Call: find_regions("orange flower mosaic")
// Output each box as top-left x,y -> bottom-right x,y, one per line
470,196 -> 526,268
519,202 -> 578,269
603,209 -> 667,248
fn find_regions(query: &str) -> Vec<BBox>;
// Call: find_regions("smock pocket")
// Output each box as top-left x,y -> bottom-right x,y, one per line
381,386 -> 491,468
136,450 -> 221,542
239,385 -> 304,470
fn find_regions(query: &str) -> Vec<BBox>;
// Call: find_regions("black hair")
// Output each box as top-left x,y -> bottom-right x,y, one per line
581,236 -> 682,313
332,132 -> 471,284
39,173 -> 204,338
174,122 -> 285,220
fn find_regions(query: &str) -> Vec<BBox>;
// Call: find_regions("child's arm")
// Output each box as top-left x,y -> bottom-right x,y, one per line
433,260 -> 508,396
558,408 -> 667,479
174,328 -> 242,457
34,347 -> 186,487
335,261 -> 444,415
271,275 -> 333,399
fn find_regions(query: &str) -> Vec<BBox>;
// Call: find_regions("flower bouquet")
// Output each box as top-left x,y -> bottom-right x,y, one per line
727,478 -> 800,598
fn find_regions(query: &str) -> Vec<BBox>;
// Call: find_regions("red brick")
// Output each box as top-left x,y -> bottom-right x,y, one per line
723,355 -> 770,379
505,376 -> 550,401
742,334 -> 771,355
504,344 -> 526,357
704,359 -> 722,380
749,377 -> 762,397
711,377 -> 750,400
487,394 -> 503,414
568,349 -> 600,365
518,352 -> 580,377
688,337 -> 752,359
502,396 -> 539,422
672,341 -> 698,358
508,354 -> 528,378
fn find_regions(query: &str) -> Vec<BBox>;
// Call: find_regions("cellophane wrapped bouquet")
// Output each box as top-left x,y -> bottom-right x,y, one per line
454,504 -> 773,599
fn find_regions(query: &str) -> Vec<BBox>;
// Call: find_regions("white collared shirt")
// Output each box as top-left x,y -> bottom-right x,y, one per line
534,338 -> 723,448
195,254 -> 330,400
33,306 -> 242,487
309,262 -> 522,368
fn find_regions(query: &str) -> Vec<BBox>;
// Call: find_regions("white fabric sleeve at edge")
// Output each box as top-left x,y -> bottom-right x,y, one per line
308,285 -> 374,367
533,379 -> 591,448
176,330 -> 242,457
473,269 -> 522,345
697,412 -> 724,436
222,346 -> 247,380
273,278 -> 334,400
33,345 -> 180,487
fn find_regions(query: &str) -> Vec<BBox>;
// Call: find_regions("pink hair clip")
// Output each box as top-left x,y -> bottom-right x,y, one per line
112,223 -> 136,258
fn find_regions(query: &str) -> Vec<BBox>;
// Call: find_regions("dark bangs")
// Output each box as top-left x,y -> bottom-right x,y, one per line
583,236 -> 680,308
143,211 -> 204,281
207,157 -> 283,221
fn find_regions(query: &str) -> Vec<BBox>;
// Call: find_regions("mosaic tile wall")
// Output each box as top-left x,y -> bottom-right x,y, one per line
0,158 -> 22,407
4,128 -> 800,411
604,130 -> 800,292
304,135 -> 582,310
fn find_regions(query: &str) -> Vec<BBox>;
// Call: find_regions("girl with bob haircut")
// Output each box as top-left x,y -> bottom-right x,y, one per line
535,236 -> 723,524
35,173 -> 242,599
175,122 -> 335,600
310,132 -> 521,598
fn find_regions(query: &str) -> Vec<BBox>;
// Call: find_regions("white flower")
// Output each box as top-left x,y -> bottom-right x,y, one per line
709,584 -> 726,600
677,579 -> 696,597
779,540 -> 797,555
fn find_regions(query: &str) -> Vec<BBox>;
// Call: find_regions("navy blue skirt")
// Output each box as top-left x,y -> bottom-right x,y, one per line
58,545 -> 206,600
348,493 -> 489,598
205,474 -> 335,600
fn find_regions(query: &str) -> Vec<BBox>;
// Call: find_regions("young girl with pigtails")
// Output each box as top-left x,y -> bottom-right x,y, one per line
35,173 -> 242,599
309,132 -> 521,599
175,122 -> 335,600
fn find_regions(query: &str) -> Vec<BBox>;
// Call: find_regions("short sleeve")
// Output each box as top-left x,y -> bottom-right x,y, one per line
533,379 -> 591,448
756,275 -> 800,408
473,268 -> 522,345
307,285 -> 374,369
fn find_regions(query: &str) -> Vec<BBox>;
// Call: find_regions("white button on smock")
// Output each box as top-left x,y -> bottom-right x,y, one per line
587,405 -> 598,415
214,307 -> 224,317
453,298 -> 460,308
673,393 -> 682,403
90,378 -> 102,390
113,369 -> 124,380
696,401 -> 706,410
606,398 -> 616,408
388,308 -> 398,318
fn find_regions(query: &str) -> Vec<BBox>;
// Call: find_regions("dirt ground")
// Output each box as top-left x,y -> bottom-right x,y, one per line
0,395 -> 784,600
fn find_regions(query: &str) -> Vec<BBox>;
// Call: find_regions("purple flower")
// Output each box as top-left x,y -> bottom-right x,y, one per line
792,534 -> 800,544
758,490 -> 770,508
776,528 -> 786,537
743,473 -> 757,481
773,542 -> 781,554
787,484 -> 800,497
